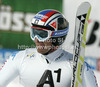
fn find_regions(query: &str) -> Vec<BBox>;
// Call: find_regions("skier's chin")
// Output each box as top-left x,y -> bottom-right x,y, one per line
36,45 -> 50,54
37,48 -> 49,54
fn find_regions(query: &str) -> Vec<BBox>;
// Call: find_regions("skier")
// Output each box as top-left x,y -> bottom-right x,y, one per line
0,9 -> 98,87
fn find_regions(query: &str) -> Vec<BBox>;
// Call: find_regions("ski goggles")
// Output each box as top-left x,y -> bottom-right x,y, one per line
31,26 -> 69,42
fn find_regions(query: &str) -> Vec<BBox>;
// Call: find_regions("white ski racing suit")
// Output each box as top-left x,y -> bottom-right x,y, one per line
0,48 -> 98,87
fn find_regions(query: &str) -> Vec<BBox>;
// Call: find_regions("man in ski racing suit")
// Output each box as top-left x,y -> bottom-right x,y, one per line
0,9 -> 98,87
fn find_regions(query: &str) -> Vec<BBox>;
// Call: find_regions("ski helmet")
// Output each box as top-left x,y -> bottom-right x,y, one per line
31,9 -> 69,46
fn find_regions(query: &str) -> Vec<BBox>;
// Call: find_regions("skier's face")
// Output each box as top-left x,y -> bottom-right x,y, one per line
34,38 -> 52,54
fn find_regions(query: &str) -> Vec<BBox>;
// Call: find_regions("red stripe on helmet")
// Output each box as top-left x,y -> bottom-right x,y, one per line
41,11 -> 59,22
31,26 -> 49,31
51,31 -> 54,36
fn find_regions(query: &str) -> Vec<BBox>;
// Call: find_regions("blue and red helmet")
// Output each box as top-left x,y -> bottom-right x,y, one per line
31,9 -> 69,46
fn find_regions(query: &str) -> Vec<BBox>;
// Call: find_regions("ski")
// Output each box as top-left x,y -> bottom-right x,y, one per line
71,2 -> 91,87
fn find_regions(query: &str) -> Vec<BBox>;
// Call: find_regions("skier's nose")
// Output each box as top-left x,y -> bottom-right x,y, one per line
35,38 -> 39,43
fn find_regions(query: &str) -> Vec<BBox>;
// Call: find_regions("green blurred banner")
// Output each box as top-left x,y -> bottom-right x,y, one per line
0,0 -> 62,49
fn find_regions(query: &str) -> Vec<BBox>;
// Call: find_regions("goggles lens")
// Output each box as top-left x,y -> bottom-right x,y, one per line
31,27 -> 49,41
31,26 -> 69,42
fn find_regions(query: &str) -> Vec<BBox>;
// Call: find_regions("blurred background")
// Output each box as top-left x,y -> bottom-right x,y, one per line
0,0 -> 100,87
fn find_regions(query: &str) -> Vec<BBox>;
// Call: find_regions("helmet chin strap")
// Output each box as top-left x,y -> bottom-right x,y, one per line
42,45 -> 59,55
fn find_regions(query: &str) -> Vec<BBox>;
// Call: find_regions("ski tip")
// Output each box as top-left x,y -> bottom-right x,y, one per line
79,2 -> 91,9
76,2 -> 91,16
80,2 -> 91,6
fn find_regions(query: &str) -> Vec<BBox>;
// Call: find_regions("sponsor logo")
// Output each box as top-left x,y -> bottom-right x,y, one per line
55,53 -> 64,61
86,20 -> 100,46
49,20 -> 57,30
0,5 -> 35,32
70,20 -> 100,57
34,14 -> 48,20
53,27 -> 69,37
27,52 -> 35,58
55,30 -> 67,35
